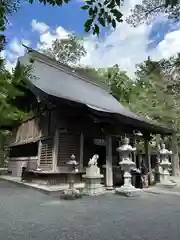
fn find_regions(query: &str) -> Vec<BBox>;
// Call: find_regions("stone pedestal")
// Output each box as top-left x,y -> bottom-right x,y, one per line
82,161 -> 105,196
115,137 -> 142,197
157,144 -> 176,188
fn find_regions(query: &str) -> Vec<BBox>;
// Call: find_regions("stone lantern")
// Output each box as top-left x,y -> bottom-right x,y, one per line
158,143 -> 176,188
61,154 -> 82,200
115,137 -> 142,197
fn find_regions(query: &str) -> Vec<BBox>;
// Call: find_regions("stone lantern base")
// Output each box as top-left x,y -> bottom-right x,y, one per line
115,185 -> 142,197
157,163 -> 177,188
156,181 -> 177,189
156,174 -> 177,188
61,180 -> 82,200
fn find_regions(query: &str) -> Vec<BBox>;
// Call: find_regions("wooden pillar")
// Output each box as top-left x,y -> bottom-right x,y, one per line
52,130 -> 59,172
106,136 -> 113,189
155,134 -> 161,183
144,136 -> 153,185
79,132 -> 84,171
171,133 -> 179,176
132,138 -> 136,164
138,154 -> 142,169
37,140 -> 42,168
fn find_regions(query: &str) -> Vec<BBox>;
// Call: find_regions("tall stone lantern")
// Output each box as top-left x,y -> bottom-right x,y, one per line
158,143 -> 176,188
115,137 -> 142,197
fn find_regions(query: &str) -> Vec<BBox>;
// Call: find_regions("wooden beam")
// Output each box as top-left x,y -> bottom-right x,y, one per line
9,136 -> 52,147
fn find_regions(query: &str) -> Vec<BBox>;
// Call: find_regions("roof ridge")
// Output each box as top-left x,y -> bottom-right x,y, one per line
23,46 -> 109,91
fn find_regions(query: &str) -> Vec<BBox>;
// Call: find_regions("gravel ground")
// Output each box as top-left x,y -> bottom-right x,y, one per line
0,180 -> 180,240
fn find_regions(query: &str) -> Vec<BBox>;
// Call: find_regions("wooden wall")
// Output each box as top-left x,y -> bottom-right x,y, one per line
9,111 -> 51,146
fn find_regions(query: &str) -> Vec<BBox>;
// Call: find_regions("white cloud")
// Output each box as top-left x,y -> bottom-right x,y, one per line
31,19 -> 49,34
9,38 -> 25,55
3,38 -> 31,72
3,0 -> 180,75
153,30 -> 180,59
36,25 -> 69,50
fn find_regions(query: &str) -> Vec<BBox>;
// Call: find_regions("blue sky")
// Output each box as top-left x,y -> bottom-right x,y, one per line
6,0 -> 88,47
3,0 -> 180,75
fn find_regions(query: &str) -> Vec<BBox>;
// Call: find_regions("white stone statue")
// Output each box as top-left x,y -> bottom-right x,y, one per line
88,154 -> 99,166
82,154 -> 104,196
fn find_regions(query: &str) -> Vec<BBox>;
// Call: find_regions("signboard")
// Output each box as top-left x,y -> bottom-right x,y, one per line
93,138 -> 106,146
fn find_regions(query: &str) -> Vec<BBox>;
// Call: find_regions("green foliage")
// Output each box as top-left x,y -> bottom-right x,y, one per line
127,0 -> 180,27
28,0 -> 123,35
0,0 -> 20,50
0,61 -> 33,136
43,34 -> 86,65
100,64 -> 134,105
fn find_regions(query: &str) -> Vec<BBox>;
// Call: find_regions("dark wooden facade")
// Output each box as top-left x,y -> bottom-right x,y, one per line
8,96 -> 131,180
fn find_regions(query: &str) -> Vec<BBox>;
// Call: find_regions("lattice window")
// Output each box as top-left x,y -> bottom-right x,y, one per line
40,138 -> 53,170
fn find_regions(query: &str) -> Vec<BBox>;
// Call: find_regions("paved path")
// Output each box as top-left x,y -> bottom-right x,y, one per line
1,180 -> 180,240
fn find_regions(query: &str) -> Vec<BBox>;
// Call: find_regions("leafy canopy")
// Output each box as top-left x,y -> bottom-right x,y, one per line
127,0 -> 180,27
0,0 -> 32,136
43,34 -> 86,65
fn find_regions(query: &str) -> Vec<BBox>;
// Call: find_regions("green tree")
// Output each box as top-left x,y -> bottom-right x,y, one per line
127,0 -> 180,27
43,35 -> 86,65
75,64 -> 134,105
0,63 -> 33,135
130,57 -> 180,173
100,64 -> 134,105
0,1 -> 33,137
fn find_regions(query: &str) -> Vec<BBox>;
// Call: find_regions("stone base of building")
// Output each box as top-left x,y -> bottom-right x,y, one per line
82,176 -> 105,196
115,185 -> 142,197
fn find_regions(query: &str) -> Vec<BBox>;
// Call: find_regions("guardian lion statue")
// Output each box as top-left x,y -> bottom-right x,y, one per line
88,154 -> 99,166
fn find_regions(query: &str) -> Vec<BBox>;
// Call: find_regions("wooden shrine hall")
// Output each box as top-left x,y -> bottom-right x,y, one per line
7,47 -> 174,188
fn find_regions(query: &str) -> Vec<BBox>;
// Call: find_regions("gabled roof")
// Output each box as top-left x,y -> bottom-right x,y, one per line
18,48 -> 173,135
